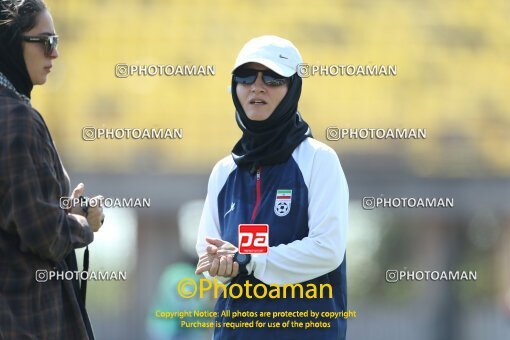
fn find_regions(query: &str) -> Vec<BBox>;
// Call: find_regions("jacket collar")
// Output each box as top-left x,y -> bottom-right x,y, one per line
0,71 -> 31,106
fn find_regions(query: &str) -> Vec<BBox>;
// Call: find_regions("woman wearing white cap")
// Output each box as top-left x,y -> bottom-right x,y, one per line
196,35 -> 349,339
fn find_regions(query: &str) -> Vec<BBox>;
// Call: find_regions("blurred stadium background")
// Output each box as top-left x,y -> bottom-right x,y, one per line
31,0 -> 510,339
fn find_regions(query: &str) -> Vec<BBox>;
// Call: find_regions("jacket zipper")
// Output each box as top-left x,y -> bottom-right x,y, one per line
224,166 -> 262,327
250,166 -> 262,222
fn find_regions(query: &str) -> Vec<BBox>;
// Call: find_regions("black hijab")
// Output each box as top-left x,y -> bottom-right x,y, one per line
231,74 -> 312,173
0,2 -> 36,98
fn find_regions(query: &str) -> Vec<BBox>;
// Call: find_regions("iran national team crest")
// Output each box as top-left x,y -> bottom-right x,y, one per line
274,189 -> 292,217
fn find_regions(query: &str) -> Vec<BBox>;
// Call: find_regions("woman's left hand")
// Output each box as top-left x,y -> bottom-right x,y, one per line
195,237 -> 239,278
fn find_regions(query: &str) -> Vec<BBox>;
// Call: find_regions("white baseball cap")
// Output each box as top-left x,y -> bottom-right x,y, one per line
232,35 -> 302,77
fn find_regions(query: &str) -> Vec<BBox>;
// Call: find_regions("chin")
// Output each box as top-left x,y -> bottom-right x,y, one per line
246,111 -> 271,121
34,77 -> 48,86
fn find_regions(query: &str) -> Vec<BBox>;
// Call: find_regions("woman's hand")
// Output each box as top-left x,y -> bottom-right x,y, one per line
68,183 -> 105,232
195,237 -> 239,278
68,183 -> 87,216
86,196 -> 105,232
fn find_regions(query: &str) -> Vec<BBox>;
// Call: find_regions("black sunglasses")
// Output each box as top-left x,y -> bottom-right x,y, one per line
234,68 -> 288,86
21,35 -> 59,56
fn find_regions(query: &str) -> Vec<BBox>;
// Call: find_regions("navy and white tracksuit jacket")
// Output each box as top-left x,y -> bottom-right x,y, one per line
197,137 -> 348,340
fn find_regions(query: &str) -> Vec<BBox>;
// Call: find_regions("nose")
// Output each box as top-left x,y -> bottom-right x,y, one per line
50,47 -> 59,59
250,71 -> 266,92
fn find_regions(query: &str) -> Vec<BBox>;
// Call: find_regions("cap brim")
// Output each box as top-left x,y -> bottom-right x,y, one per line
232,57 -> 296,77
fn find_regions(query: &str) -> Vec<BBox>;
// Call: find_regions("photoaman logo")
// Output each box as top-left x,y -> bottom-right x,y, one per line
238,224 -> 269,254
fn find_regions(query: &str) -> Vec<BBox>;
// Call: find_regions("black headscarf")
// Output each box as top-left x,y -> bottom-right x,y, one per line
231,74 -> 312,173
0,2 -> 36,98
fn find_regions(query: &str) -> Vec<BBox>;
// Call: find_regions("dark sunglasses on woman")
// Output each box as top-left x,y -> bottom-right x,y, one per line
234,68 -> 289,86
21,35 -> 59,57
